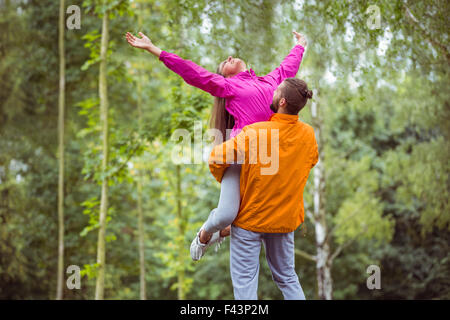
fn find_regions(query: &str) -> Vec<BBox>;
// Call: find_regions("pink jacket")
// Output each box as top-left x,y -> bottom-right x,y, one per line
159,45 -> 305,138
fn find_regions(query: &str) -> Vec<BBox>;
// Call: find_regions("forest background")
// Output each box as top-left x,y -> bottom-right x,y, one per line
0,0 -> 449,299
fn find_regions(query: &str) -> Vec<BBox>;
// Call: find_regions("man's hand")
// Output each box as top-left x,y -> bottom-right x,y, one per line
293,31 -> 307,48
220,225 -> 231,238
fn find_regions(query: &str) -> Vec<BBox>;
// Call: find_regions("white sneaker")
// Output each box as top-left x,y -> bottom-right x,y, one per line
190,226 -> 224,261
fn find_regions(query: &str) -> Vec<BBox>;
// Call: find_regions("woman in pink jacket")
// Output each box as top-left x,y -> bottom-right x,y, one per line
126,31 -> 307,261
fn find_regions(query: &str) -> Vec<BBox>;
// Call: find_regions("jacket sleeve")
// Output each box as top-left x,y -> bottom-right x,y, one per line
159,51 -> 234,98
208,129 -> 248,183
263,45 -> 305,87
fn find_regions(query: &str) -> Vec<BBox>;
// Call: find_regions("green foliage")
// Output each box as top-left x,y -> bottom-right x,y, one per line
384,137 -> 450,233
80,197 -> 101,237
81,263 -> 100,280
83,0 -> 133,18
0,0 -> 448,300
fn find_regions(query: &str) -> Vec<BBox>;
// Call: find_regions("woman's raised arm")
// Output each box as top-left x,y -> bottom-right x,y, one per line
126,32 -> 162,57
264,31 -> 307,86
126,32 -> 233,98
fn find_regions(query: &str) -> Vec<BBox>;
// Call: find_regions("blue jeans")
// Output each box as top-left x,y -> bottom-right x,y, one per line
230,225 -> 306,300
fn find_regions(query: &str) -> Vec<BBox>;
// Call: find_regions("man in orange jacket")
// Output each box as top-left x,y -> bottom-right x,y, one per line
208,77 -> 318,300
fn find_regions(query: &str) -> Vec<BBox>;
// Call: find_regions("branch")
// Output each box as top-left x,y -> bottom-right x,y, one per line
303,200 -> 316,223
404,4 -> 450,63
295,248 -> 317,262
108,143 -> 142,179
325,198 -> 371,243
305,209 -> 315,223
329,225 -> 368,263
325,189 -> 383,244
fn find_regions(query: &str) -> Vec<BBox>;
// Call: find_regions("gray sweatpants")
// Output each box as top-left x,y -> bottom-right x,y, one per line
202,164 -> 305,300
230,225 -> 306,300
203,164 -> 241,234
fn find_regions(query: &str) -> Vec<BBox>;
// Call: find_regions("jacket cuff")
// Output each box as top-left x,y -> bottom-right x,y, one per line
159,50 -> 169,62
295,44 -> 305,52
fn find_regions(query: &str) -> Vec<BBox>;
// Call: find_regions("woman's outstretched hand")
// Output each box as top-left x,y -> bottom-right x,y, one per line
126,32 -> 161,57
126,32 -> 152,50
293,31 -> 307,48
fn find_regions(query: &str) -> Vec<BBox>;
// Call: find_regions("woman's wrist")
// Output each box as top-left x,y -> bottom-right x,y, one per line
146,44 -> 162,57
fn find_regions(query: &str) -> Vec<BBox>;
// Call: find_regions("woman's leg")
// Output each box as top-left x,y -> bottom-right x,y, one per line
190,164 -> 241,260
202,164 -> 241,236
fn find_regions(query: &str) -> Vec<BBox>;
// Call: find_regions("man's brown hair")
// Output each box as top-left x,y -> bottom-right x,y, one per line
280,78 -> 313,115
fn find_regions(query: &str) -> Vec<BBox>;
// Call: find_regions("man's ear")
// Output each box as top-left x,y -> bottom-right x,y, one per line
279,97 -> 287,107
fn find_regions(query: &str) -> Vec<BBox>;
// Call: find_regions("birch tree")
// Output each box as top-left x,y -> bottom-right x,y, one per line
95,4 -> 110,300
56,0 -> 65,301
136,3 -> 146,299
310,96 -> 333,300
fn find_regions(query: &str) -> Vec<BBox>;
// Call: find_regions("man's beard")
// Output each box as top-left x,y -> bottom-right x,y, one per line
270,99 -> 279,113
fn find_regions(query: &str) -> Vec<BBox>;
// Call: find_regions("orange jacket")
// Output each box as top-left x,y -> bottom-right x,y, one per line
208,113 -> 318,233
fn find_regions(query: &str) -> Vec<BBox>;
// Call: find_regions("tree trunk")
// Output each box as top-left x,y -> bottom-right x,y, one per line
175,165 -> 185,300
136,4 -> 146,300
311,97 -> 333,300
56,0 -> 65,301
137,82 -> 146,300
95,10 -> 109,300
137,172 -> 146,300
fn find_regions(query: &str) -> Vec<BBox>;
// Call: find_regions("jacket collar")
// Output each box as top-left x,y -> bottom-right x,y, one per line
269,112 -> 299,124
233,68 -> 256,79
